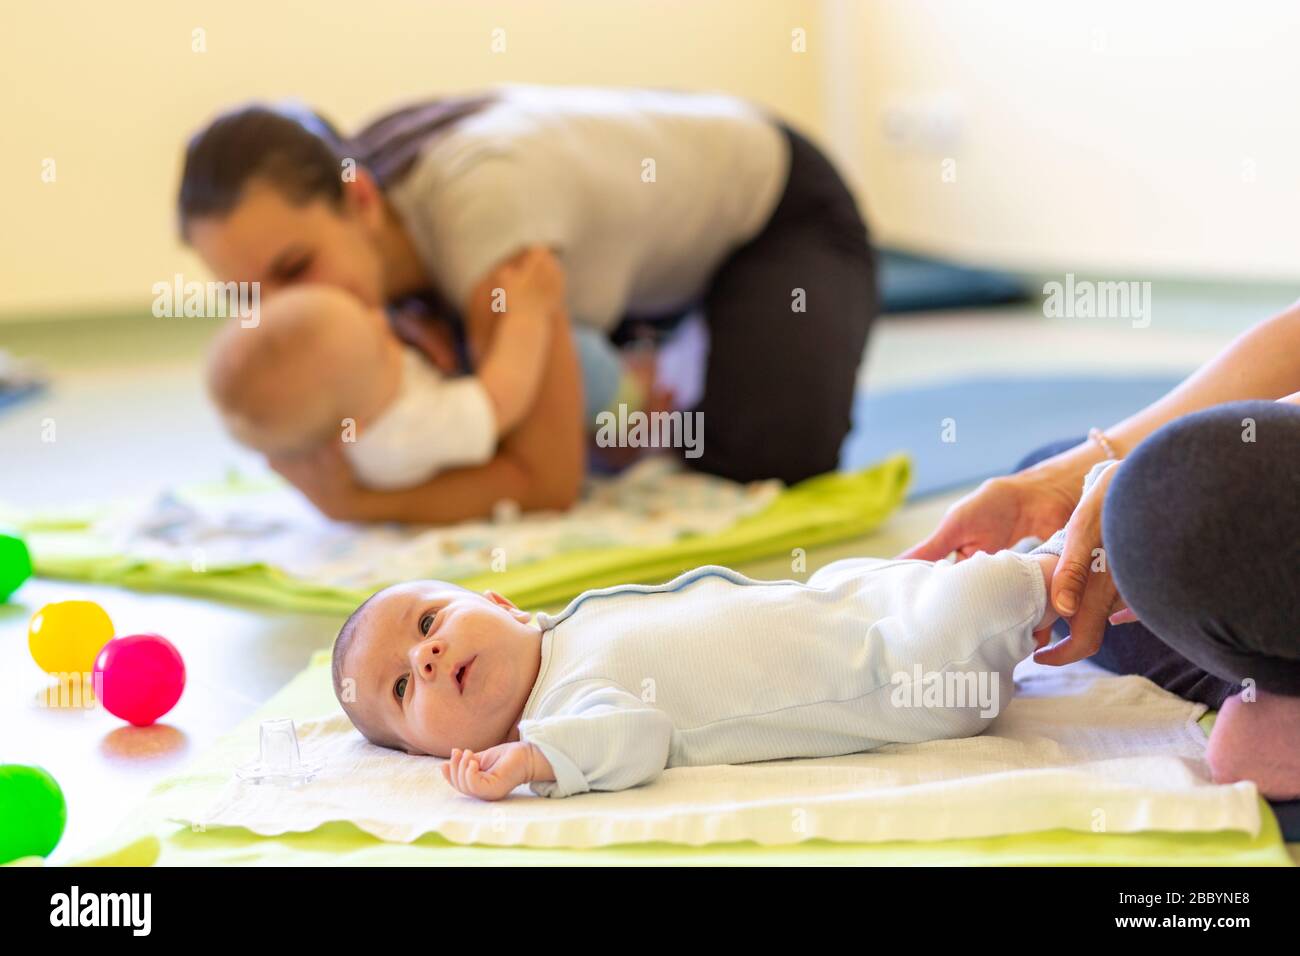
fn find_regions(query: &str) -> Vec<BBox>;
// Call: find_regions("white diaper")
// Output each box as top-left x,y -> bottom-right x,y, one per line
342,347 -> 497,490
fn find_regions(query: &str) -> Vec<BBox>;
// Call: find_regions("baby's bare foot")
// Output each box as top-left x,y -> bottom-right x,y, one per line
1206,689 -> 1300,800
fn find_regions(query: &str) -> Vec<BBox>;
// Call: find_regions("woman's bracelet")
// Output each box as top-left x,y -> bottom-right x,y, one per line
1087,427 -> 1120,461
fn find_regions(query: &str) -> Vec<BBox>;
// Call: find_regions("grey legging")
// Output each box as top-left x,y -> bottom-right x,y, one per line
1018,399 -> 1300,709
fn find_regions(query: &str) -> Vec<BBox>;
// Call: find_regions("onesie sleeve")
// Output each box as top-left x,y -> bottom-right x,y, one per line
518,683 -> 674,799
419,377 -> 499,469
341,371 -> 497,490
895,549 -> 1048,678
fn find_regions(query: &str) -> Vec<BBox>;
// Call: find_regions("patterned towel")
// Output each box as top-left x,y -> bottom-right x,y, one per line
14,454 -> 911,612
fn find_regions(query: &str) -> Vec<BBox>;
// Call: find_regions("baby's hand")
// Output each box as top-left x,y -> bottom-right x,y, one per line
496,247 -> 565,319
442,742 -> 534,801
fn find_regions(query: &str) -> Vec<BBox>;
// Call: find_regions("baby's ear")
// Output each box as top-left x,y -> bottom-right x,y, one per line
483,589 -> 531,623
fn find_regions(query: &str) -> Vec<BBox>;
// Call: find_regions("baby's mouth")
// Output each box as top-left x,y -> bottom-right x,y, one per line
454,657 -> 476,694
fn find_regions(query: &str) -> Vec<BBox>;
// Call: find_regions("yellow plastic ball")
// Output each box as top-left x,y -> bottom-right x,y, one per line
28,601 -> 115,676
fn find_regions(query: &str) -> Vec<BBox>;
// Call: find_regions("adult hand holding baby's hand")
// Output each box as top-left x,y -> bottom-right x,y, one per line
1032,461 -> 1138,667
899,469 -> 1078,563
442,742 -> 537,801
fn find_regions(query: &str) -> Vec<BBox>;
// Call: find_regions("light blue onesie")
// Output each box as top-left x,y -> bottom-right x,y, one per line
518,550 -> 1048,798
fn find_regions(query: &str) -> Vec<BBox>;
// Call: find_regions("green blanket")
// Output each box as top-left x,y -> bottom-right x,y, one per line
83,650 -> 1291,867
16,457 -> 911,614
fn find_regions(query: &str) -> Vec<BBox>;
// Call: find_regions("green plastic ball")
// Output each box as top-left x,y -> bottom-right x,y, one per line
0,764 -> 66,863
0,532 -> 33,601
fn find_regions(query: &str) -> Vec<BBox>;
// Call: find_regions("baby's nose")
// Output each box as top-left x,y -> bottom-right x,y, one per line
411,638 -> 449,679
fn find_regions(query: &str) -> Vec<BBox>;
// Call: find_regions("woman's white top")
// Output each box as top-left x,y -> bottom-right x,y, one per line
387,84 -> 790,329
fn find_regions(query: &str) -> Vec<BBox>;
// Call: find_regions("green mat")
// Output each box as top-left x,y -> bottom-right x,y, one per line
15,456 -> 911,614
87,649 -> 1291,867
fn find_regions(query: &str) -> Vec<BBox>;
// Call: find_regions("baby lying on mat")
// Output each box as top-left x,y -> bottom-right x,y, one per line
332,546 -> 1064,800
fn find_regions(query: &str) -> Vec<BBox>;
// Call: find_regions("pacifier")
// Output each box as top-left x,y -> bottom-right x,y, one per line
235,718 -> 323,785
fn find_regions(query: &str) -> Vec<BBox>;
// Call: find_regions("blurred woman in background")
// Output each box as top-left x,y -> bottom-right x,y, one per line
178,85 -> 877,523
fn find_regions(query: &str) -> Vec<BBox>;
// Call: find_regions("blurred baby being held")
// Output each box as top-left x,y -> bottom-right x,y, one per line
205,248 -> 662,491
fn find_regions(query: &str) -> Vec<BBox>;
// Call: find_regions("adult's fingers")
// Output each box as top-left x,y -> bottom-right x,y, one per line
897,521 -> 964,561
1050,458 -> 1122,617
1036,594 -> 1108,667
1034,573 -> 1125,666
1049,496 -> 1103,618
898,476 -> 1015,560
1031,624 -> 1055,650
897,495 -> 977,560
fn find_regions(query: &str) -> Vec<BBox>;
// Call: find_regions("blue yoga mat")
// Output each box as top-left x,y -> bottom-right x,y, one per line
878,249 -> 1029,314
841,374 -> 1185,498
0,383 -> 44,415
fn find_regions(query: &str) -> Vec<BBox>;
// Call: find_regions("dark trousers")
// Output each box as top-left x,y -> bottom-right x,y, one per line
677,121 -> 877,485
1018,400 -> 1300,709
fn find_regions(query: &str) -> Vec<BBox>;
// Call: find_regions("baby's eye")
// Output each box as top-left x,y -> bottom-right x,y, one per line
394,675 -> 408,700
419,611 -> 437,635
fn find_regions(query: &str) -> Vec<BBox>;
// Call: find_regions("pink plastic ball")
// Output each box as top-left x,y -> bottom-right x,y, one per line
93,633 -> 186,727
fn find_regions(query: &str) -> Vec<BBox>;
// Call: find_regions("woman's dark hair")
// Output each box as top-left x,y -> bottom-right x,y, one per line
177,94 -> 496,239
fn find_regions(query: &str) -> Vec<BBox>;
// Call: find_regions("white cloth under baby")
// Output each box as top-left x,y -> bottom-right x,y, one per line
176,658 -> 1260,848
341,346 -> 497,490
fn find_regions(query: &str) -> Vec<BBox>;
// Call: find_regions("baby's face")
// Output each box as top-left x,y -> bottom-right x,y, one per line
219,379 -> 335,456
338,582 -> 542,757
208,284 -> 403,456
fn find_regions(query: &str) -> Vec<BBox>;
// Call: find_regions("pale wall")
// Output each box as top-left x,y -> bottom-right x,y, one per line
833,0 -> 1300,281
0,0 -> 827,318
5,0 -> 1297,321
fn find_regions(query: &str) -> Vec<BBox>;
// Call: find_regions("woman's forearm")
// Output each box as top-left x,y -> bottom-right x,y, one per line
478,305 -> 554,434
355,451 -> 568,524
1107,303 -> 1300,448
464,246 -> 565,435
359,293 -> 586,525
1027,303 -> 1300,487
